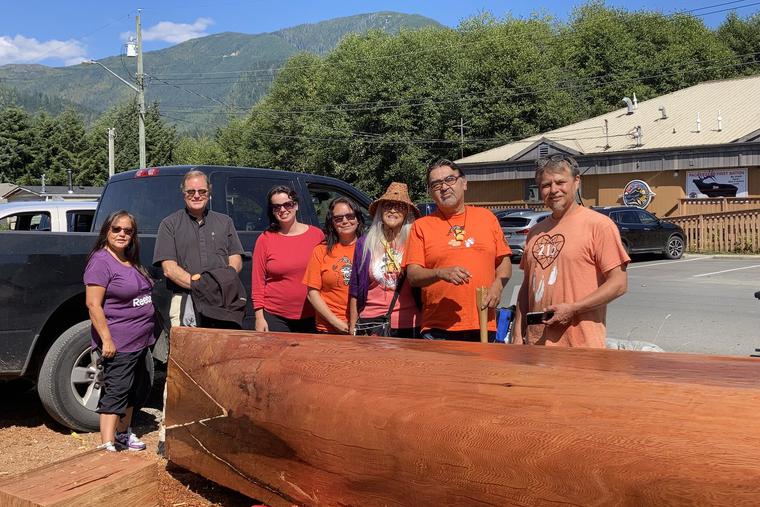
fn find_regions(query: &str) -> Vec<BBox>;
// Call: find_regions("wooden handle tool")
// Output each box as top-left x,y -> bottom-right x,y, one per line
476,286 -> 488,343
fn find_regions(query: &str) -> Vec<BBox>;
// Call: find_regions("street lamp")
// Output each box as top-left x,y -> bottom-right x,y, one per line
84,12 -> 146,169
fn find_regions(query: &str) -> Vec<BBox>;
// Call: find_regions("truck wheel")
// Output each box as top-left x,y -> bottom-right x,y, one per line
37,321 -> 154,432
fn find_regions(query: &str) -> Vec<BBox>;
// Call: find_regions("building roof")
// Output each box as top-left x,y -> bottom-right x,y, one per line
2,185 -> 103,199
457,75 -> 760,164
0,183 -> 17,202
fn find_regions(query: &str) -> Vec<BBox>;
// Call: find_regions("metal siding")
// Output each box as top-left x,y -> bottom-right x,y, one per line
458,75 -> 760,165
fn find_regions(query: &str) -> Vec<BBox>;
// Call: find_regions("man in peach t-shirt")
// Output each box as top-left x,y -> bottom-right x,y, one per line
514,154 -> 630,348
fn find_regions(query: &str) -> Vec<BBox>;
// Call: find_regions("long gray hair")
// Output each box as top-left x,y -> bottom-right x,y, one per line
361,206 -> 415,267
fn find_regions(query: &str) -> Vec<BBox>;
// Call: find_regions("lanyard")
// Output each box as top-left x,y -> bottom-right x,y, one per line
382,240 -> 401,273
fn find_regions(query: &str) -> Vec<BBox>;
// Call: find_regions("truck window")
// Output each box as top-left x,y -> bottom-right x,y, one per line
308,185 -> 369,228
0,212 -> 51,231
66,210 -> 95,232
94,176 -> 185,234
224,177 -> 295,232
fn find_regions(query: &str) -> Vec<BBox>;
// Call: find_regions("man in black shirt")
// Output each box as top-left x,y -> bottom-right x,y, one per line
153,170 -> 244,328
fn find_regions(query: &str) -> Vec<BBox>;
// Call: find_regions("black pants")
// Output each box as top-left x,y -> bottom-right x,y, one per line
97,347 -> 151,416
355,316 -> 420,339
199,314 -> 242,329
421,328 -> 495,342
264,309 -> 317,333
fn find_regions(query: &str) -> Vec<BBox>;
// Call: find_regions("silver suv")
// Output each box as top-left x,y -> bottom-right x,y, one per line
499,211 -> 551,260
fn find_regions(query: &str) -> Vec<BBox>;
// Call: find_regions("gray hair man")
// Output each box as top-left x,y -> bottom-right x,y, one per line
514,154 -> 629,348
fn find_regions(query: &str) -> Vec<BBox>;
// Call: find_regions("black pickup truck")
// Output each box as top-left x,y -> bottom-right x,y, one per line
0,165 -> 370,431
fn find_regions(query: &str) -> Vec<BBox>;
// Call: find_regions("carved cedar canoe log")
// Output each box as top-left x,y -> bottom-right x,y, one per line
165,327 -> 760,506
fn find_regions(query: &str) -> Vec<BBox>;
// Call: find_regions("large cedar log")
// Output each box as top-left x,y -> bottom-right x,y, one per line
166,327 -> 760,506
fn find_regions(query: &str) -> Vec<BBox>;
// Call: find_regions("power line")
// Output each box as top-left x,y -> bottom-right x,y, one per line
153,52 -> 760,128
160,53 -> 758,117
180,55 -> 759,118
682,0 -> 753,13
687,0 -> 760,16
145,72 -> 235,112
139,0 -> 760,81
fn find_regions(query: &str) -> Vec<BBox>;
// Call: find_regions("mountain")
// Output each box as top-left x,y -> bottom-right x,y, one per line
0,12 -> 441,134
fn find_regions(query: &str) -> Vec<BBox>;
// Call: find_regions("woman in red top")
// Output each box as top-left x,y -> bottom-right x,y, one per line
303,197 -> 364,333
253,185 -> 324,333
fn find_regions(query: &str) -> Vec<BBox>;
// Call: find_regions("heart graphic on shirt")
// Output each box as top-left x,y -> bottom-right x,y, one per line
532,234 -> 565,269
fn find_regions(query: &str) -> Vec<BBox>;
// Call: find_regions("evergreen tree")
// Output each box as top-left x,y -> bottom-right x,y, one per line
0,107 -> 34,183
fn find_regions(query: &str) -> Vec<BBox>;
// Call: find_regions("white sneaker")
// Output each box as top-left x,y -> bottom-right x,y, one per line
97,441 -> 117,452
115,428 -> 146,451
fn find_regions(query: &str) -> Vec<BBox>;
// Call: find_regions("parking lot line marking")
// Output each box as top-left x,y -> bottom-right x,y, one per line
693,265 -> 760,278
627,257 -> 707,270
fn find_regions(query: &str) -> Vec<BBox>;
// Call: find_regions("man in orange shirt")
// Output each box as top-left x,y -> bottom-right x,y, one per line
404,159 -> 512,341
514,154 -> 629,348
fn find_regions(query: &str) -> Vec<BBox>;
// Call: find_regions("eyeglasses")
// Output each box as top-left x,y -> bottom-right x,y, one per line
184,188 -> 208,197
271,201 -> 295,212
382,201 -> 407,212
332,213 -> 357,223
110,226 -> 134,236
536,153 -> 579,170
428,174 -> 461,192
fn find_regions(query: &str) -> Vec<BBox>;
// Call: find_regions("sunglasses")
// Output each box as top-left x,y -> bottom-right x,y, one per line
428,174 -> 461,192
332,213 -> 357,223
271,201 -> 295,212
184,188 -> 208,197
536,153 -> 579,170
110,226 -> 134,236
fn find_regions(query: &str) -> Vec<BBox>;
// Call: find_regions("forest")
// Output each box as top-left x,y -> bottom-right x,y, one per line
1,4 -> 759,199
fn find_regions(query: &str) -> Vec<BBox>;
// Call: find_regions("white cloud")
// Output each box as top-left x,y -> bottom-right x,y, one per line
0,35 -> 87,66
121,17 -> 213,45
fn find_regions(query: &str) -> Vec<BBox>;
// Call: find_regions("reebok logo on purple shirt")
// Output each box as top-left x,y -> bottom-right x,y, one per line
133,295 -> 152,307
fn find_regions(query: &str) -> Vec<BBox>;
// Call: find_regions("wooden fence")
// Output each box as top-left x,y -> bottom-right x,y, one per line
665,208 -> 760,253
678,197 -> 760,216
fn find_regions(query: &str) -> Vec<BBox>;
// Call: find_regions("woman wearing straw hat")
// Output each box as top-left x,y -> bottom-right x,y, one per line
349,182 -> 421,338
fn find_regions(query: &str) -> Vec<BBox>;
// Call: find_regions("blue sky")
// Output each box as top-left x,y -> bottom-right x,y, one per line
1,0 -> 758,66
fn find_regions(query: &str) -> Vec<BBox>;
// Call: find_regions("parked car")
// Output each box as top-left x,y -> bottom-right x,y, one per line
493,208 -> 535,219
593,206 -> 685,259
0,165 -> 370,432
417,202 -> 437,216
0,200 -> 97,232
500,211 -> 551,261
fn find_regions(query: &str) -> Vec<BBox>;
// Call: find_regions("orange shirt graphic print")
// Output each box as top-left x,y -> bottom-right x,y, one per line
531,233 -> 565,269
530,233 -> 564,306
332,256 -> 352,286
447,225 -> 475,248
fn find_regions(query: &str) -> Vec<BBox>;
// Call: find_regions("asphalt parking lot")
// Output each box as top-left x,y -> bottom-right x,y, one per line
501,255 -> 760,356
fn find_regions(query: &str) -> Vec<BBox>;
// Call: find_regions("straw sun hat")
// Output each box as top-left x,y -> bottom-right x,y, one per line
368,182 -> 421,218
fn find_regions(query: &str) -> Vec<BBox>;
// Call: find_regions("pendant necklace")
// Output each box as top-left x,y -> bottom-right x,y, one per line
445,208 -> 467,242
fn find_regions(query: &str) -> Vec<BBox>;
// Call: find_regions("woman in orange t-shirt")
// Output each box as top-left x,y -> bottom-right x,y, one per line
303,197 -> 365,333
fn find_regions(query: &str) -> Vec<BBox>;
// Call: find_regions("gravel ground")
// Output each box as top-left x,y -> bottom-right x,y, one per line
0,375 -> 257,507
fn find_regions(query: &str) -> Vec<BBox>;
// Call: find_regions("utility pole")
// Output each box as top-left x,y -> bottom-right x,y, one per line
136,10 -> 146,169
457,118 -> 468,159
108,128 -> 116,178
85,9 -> 146,170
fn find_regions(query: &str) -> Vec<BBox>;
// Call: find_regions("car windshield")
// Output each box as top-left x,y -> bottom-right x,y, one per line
500,217 -> 531,227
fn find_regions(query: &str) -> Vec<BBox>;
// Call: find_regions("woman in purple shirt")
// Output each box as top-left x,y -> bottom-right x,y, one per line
84,210 -> 155,452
